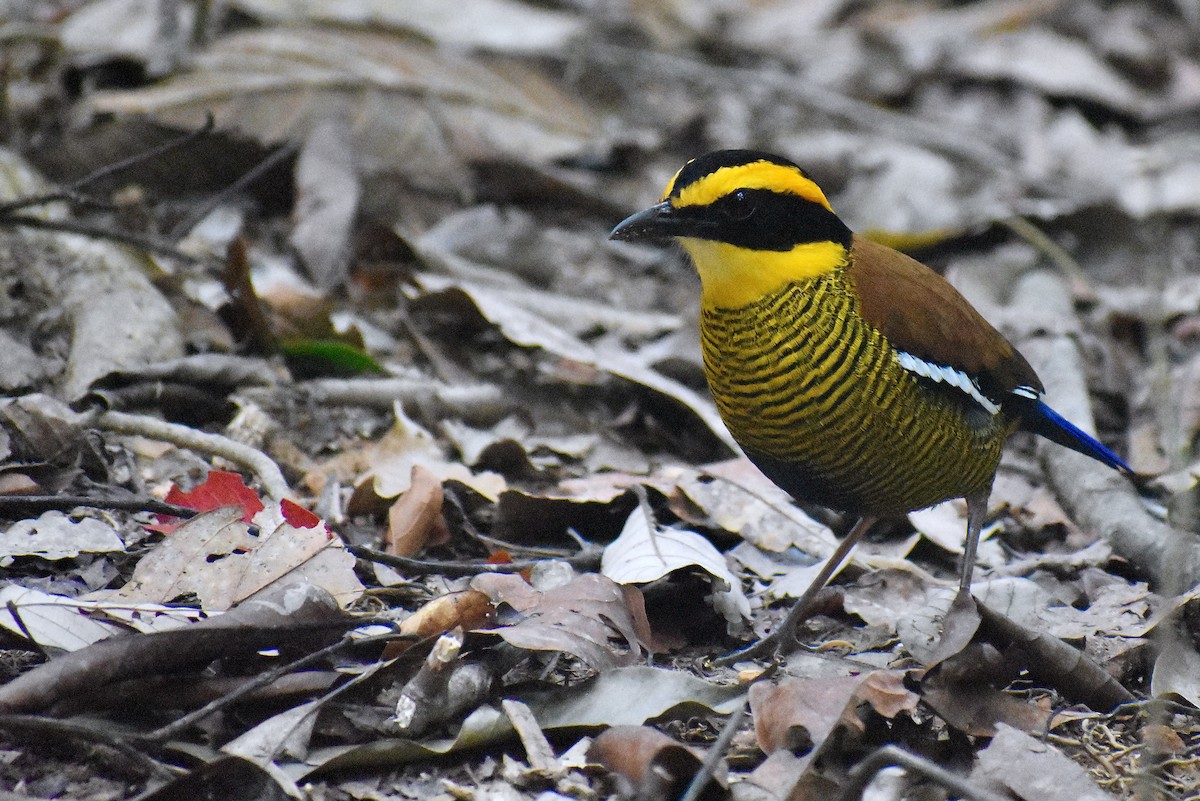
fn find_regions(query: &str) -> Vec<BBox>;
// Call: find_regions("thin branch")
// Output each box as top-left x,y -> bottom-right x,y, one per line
679,696 -> 748,801
0,214 -> 212,265
999,216 -> 1095,302
135,626 -> 401,744
838,745 -> 1011,801
0,494 -> 198,519
0,714 -> 174,781
0,113 -> 215,216
168,139 -> 299,242
348,544 -> 603,576
90,409 -> 291,501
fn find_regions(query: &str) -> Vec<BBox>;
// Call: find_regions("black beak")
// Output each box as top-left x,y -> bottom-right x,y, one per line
610,201 -> 688,242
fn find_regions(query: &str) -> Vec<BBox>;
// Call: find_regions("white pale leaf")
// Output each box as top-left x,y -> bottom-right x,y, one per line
0,586 -> 202,651
0,586 -> 122,651
602,508 -> 750,623
907,502 -> 1003,566
90,505 -> 364,611
0,511 -> 124,561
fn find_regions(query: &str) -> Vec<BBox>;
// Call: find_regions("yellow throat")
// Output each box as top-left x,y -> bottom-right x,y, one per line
680,237 -> 849,309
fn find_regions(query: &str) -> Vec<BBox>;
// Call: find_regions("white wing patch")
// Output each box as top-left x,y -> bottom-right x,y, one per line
895,351 -> 1000,415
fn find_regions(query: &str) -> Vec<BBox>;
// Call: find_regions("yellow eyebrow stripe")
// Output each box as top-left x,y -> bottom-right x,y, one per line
671,161 -> 834,212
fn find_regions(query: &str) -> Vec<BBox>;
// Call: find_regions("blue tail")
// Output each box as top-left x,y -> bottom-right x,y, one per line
1021,399 -> 1132,474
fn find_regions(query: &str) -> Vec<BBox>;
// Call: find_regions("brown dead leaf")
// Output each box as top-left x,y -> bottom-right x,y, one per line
1140,722 -> 1186,755
750,670 -> 917,752
384,465 -> 447,557
747,672 -> 914,801
313,406 -> 505,512
396,590 -> 493,642
587,725 -> 722,801
856,671 -> 921,719
470,572 -> 651,669
922,660 -> 1053,737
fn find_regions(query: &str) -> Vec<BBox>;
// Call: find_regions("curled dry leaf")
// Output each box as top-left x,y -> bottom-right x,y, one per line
602,506 -> 751,628
587,725 -> 723,801
396,590 -> 494,642
469,572 -> 652,670
384,464 -> 447,557
416,276 -> 737,453
750,672 -> 916,756
674,458 -> 838,557
330,406 -> 505,512
1149,637 -> 1200,706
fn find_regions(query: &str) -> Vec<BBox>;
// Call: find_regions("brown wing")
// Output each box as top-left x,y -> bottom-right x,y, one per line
847,235 -> 1043,398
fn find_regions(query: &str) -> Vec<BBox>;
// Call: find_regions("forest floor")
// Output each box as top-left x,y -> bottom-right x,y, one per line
2,1 -> 1200,799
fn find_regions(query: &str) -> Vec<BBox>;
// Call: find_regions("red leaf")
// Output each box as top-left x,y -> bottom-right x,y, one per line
150,470 -> 265,533
167,470 -> 264,521
281,498 -> 325,533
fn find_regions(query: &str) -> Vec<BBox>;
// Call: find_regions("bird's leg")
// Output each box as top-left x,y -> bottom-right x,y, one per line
716,516 -> 877,664
958,487 -> 992,596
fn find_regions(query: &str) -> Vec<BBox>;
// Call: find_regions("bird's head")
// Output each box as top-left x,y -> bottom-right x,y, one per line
611,150 -> 853,308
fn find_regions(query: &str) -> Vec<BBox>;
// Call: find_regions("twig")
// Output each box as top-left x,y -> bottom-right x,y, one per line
838,745 -> 1010,801
0,494 -> 198,519
715,517 -> 875,664
289,377 -> 509,423
678,696 -> 748,801
89,409 -> 291,500
348,544 -> 603,576
0,214 -> 211,265
168,140 -> 298,242
0,114 -> 215,216
998,216 -> 1095,302
133,627 -> 393,744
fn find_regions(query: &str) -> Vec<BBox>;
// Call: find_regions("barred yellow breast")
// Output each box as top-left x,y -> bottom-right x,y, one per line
699,268 -> 1008,517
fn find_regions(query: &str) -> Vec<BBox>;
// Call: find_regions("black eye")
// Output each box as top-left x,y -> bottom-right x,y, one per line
724,189 -> 758,221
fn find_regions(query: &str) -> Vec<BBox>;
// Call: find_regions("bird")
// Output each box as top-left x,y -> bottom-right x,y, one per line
610,149 -> 1131,657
